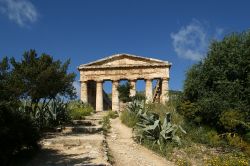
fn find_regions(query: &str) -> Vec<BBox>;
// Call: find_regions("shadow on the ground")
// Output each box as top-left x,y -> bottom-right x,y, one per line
12,148 -> 103,166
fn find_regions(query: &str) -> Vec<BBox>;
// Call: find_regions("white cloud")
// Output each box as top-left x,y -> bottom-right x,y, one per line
171,20 -> 208,61
73,81 -> 81,99
171,20 -> 224,61
0,0 -> 38,27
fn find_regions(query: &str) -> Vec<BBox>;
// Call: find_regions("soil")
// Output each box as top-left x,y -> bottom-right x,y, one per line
107,118 -> 175,166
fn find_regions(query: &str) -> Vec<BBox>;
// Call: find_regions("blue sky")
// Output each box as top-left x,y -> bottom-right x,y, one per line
0,0 -> 249,97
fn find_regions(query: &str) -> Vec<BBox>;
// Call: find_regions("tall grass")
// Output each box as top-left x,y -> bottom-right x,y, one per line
120,111 -> 139,128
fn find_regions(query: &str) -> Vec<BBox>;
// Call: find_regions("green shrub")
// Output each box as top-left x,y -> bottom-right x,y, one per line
205,130 -> 223,146
182,31 -> 250,135
68,100 -> 94,120
224,133 -> 250,156
102,115 -> 111,134
219,109 -> 245,131
244,132 -> 250,143
147,102 -> 185,125
130,93 -> 146,101
184,123 -> 227,147
0,103 -> 40,166
141,138 -> 176,157
107,110 -> 118,119
177,101 -> 202,124
120,111 -> 139,128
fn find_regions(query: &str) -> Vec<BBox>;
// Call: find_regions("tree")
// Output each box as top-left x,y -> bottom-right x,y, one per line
0,50 -> 76,164
117,82 -> 132,102
0,57 -> 19,103
10,50 -> 76,126
180,31 -> 250,134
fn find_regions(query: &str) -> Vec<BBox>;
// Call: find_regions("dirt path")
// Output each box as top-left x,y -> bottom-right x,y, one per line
27,112 -> 109,166
107,118 -> 175,166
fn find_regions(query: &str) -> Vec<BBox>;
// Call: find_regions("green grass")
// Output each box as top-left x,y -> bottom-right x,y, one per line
120,111 -> 139,128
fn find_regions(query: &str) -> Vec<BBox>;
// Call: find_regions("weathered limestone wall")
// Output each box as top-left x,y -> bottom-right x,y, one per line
80,66 -> 169,82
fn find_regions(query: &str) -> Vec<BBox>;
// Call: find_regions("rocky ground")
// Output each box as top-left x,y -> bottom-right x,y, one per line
27,112 -> 109,166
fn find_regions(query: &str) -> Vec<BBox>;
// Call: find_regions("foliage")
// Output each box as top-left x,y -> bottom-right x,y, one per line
126,98 -> 145,115
0,50 -> 77,164
176,158 -> 192,166
136,112 -> 186,146
1,50 -> 76,128
130,92 -> 146,101
124,99 -> 186,146
180,31 -> 250,134
146,102 -> 185,125
205,154 -> 249,166
10,50 -> 76,127
223,133 -> 250,156
107,110 -> 119,119
102,115 -> 111,134
169,90 -> 183,108
49,99 -> 71,126
10,50 -> 76,101
0,102 -> 40,166
68,100 -> 94,120
18,98 -> 71,128
121,111 -> 139,128
117,82 -> 132,102
142,138 -> 176,157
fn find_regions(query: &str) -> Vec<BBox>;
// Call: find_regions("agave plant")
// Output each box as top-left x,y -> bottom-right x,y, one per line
136,111 -> 186,146
46,99 -> 70,126
160,112 -> 186,145
126,99 -> 145,116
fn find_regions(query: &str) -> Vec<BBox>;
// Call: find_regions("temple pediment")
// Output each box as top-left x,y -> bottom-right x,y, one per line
78,53 -> 171,69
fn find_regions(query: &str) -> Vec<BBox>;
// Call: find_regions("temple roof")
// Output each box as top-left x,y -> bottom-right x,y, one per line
78,53 -> 171,70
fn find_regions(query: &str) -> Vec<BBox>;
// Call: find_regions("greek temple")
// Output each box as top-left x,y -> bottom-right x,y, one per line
78,54 -> 171,111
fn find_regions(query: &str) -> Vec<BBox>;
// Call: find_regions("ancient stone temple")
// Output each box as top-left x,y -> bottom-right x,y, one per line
78,54 -> 171,111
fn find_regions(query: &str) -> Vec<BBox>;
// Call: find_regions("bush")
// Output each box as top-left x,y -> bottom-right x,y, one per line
102,115 -> 111,134
107,110 -> 118,119
224,133 -> 250,156
219,109 -> 245,131
146,102 -> 185,125
182,123 -> 225,147
120,111 -> 139,128
68,100 -> 94,120
182,31 -> 250,134
0,103 -> 40,166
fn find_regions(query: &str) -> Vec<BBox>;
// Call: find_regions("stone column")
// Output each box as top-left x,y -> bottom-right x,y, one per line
80,81 -> 88,103
96,81 -> 103,112
112,80 -> 119,112
129,79 -> 136,97
161,78 -> 169,104
145,79 -> 153,103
